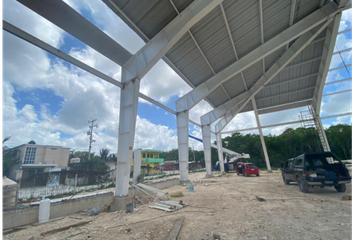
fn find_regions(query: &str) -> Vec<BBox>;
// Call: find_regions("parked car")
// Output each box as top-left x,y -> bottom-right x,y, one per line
236,162 -> 259,177
281,152 -> 351,193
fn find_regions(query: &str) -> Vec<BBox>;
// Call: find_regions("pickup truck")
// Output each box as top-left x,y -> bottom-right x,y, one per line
281,152 -> 351,193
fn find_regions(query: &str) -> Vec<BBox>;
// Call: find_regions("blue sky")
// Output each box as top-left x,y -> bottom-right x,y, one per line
2,0 -> 352,154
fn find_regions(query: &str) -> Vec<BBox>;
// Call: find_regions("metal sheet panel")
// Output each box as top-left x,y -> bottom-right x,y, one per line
190,7 -> 236,74
104,0 -> 338,115
222,74 -> 247,99
263,0 -> 292,42
224,0 -> 262,58
294,0 -> 322,24
206,86 -> 230,107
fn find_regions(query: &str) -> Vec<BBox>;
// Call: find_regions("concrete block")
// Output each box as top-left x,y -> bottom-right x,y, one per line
110,196 -> 133,212
205,174 -> 213,178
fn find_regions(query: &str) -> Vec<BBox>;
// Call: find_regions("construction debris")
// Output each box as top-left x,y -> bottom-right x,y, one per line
166,217 -> 185,240
3,227 -> 26,236
150,201 -> 188,212
256,196 -> 266,202
88,207 -> 100,216
40,221 -> 91,237
170,191 -> 183,198
136,183 -> 168,197
341,195 -> 352,201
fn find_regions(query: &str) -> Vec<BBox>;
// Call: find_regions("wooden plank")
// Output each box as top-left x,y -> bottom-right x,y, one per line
166,217 -> 185,240
3,227 -> 26,236
40,221 -> 91,237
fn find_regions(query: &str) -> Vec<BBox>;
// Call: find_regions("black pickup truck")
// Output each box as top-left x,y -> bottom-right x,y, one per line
281,152 -> 351,193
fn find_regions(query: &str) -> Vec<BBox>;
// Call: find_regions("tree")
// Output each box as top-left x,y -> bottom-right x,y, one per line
99,148 -> 110,161
3,137 -> 20,177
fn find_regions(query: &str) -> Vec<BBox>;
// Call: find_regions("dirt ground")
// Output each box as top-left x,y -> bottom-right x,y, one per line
4,171 -> 352,240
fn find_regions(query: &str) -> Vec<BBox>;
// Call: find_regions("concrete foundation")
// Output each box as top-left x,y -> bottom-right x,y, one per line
205,174 -> 213,178
267,170 -> 273,173
3,192 -> 114,229
4,178 -> 181,229
110,195 -> 133,212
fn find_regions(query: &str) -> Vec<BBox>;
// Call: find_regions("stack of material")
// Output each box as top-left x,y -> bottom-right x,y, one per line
134,183 -> 169,201
150,201 -> 188,212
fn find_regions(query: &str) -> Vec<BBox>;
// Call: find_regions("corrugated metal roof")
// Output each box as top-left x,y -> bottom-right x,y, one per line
104,0 -> 341,117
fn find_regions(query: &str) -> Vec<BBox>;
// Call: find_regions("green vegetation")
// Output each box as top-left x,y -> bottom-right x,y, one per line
161,124 -> 352,169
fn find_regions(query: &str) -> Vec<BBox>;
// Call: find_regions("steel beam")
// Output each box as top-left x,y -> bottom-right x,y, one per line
323,89 -> 352,97
325,78 -> 352,85
176,2 -> 340,112
216,133 -> 225,173
17,0 -> 132,66
177,111 -> 189,182
264,73 -> 318,88
201,125 -> 213,177
257,100 -> 312,115
328,64 -> 352,72
133,149 -> 142,185
214,22 -> 332,132
258,99 -> 311,115
121,0 -> 223,81
2,21 -> 212,130
251,98 -> 272,172
334,0 -> 351,8
117,0 -> 222,193
221,112 -> 352,135
209,21 -> 332,132
116,77 -> 140,196
312,14 -> 342,114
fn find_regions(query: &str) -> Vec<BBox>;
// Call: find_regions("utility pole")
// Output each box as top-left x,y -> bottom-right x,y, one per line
87,119 -> 98,161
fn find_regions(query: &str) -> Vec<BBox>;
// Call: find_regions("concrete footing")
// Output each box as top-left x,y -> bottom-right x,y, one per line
205,174 -> 213,178
180,180 -> 190,185
267,170 -> 273,173
110,196 -> 132,212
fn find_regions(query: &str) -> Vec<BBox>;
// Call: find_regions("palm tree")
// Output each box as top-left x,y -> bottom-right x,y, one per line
99,148 -> 110,161
108,153 -> 117,162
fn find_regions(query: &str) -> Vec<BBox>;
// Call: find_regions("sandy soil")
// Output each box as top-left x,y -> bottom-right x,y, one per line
4,171 -> 352,240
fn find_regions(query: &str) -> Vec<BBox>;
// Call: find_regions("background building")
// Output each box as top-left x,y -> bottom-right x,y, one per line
132,149 -> 164,175
8,141 -> 70,182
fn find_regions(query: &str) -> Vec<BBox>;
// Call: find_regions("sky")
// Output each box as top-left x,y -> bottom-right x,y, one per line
1,0 -> 352,155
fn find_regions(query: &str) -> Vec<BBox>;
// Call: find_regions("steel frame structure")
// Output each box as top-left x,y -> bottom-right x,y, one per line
7,0 -> 351,192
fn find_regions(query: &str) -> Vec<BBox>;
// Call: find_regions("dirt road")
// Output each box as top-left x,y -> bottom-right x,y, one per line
4,171 -> 352,240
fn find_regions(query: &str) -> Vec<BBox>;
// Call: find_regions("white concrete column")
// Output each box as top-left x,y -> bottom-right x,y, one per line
176,111 -> 189,182
202,125 -> 212,177
115,76 -> 140,196
133,149 -> 142,184
216,132 -> 225,173
252,98 -> 272,172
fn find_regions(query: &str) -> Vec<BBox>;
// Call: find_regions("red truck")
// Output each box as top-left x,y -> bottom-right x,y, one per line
236,162 -> 260,177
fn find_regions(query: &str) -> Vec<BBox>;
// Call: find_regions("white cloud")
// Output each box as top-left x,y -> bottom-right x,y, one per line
3,0 -> 64,48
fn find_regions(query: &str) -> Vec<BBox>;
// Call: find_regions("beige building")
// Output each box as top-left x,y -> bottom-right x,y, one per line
8,143 -> 70,181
